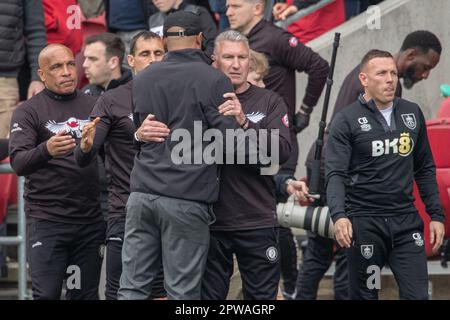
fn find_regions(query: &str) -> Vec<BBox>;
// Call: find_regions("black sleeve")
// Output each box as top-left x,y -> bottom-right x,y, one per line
272,30 -> 329,108
9,106 -> 52,176
274,173 -> 295,203
74,96 -> 112,167
201,75 -> 240,133
292,0 -> 321,10
325,112 -> 352,222
23,0 -> 47,81
413,109 -> 445,222
198,7 -> 218,58
0,139 -> 9,161
329,66 -> 362,124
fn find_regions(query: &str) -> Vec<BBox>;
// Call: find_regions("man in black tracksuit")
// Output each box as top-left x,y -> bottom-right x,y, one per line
299,30 -> 442,300
326,49 -> 444,300
9,44 -> 105,299
226,0 -> 329,297
74,31 -> 166,300
201,31 -> 291,300
117,12 -> 242,300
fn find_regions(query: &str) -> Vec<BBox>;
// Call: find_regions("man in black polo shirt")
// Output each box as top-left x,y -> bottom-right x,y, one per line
9,44 -> 105,300
326,49 -> 444,300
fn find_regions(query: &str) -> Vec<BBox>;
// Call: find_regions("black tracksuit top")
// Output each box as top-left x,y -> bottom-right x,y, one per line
9,89 -> 102,224
326,95 -> 444,223
130,49 -> 239,204
75,82 -> 135,220
212,84 -> 291,231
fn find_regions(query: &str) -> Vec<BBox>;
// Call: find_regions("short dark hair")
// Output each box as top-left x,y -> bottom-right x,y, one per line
85,32 -> 125,63
129,31 -> 162,56
400,30 -> 442,55
360,49 -> 393,71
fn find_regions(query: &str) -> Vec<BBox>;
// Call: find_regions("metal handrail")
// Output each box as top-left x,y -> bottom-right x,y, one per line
0,163 -> 28,300
275,0 -> 333,29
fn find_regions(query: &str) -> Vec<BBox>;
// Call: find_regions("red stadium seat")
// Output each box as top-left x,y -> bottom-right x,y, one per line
0,158 -> 17,224
437,98 -> 450,118
414,118 -> 450,257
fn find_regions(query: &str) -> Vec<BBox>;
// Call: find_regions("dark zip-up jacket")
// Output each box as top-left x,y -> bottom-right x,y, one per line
305,64 -> 403,193
130,49 -> 239,203
247,19 -> 329,121
0,0 -> 47,81
325,94 -> 444,223
82,67 -> 133,97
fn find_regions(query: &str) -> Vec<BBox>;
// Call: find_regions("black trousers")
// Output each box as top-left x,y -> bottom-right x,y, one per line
296,231 -> 348,300
105,216 -> 166,300
278,226 -> 298,295
26,217 -> 106,300
348,213 -> 428,300
201,228 -> 280,300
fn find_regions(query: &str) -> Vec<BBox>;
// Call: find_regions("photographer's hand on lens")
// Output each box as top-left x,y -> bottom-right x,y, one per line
137,114 -> 170,143
286,180 -> 310,203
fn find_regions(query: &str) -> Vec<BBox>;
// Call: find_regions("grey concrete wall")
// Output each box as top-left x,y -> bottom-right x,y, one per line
293,0 -> 449,178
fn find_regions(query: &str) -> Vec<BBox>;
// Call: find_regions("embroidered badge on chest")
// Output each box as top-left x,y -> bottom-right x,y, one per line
401,113 -> 416,130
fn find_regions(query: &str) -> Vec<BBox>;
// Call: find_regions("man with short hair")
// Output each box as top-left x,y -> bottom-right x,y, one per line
299,30 -> 443,300
75,31 -> 166,300
82,33 -> 133,97
117,11 -> 241,300
201,30 -> 292,300
226,0 -> 329,298
9,44 -> 105,300
326,49 -> 445,300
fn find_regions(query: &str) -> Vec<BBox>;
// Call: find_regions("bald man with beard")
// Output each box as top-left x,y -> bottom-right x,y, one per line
9,44 -> 105,300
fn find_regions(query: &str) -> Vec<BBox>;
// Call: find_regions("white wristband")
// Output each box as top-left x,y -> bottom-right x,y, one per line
134,131 -> 141,142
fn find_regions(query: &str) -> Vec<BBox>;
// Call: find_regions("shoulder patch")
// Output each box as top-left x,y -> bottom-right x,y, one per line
289,37 -> 298,48
282,114 -> 289,128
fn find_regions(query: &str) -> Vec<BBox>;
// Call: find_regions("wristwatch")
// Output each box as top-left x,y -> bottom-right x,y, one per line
285,178 -> 295,186
134,131 -> 141,142
300,103 -> 314,114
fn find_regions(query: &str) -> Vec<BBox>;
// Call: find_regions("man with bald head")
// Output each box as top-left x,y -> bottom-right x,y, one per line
118,11 -> 240,300
9,44 -> 105,300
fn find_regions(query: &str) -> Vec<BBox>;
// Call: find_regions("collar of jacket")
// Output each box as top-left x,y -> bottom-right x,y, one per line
247,18 -> 267,38
107,67 -> 133,91
43,88 -> 77,101
358,93 -> 399,112
164,49 -> 210,64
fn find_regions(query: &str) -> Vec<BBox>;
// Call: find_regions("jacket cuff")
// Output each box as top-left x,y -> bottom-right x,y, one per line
430,213 -> 445,223
331,212 -> 348,224
38,140 -> 52,160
